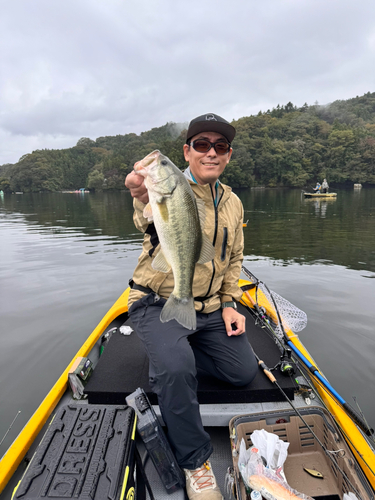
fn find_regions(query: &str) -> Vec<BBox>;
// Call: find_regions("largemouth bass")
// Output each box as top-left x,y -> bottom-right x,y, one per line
134,150 -> 215,330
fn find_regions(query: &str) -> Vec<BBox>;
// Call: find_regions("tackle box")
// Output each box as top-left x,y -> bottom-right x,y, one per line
12,404 -> 138,500
126,387 -> 186,494
229,407 -> 373,500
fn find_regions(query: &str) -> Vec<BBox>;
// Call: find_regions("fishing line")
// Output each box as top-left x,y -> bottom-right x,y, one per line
243,298 -> 375,485
297,359 -> 375,450
240,266 -> 375,486
287,340 -> 374,436
248,317 -> 367,497
0,411 -> 21,448
242,276 -> 375,446
288,354 -> 375,455
353,396 -> 374,439
241,265 -> 373,436
252,352 -> 364,499
256,340 -> 372,498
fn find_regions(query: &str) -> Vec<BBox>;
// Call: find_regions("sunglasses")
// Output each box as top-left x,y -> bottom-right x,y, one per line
189,139 -> 231,155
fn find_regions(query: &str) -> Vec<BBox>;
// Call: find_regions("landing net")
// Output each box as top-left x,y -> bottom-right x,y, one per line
257,282 -> 307,339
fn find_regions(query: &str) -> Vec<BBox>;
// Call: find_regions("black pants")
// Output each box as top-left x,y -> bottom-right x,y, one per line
128,293 -> 258,470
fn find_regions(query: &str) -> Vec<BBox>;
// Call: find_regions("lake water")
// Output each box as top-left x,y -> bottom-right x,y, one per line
1,188 -> 375,456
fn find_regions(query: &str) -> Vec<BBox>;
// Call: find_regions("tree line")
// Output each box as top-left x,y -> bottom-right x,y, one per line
1,92 -> 375,193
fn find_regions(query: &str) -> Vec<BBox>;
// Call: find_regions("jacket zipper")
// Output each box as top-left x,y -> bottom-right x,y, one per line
204,186 -> 225,298
221,227 -> 228,261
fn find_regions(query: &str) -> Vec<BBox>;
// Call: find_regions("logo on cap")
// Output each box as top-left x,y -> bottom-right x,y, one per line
205,114 -> 217,121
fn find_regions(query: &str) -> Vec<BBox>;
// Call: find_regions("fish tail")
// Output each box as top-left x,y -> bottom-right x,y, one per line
160,294 -> 196,330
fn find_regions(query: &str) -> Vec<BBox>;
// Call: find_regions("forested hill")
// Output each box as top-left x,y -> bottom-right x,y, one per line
1,91 -> 375,193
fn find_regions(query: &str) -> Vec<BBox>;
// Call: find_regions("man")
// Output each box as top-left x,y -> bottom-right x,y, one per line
125,113 -> 257,500
321,178 -> 329,193
313,182 -> 321,193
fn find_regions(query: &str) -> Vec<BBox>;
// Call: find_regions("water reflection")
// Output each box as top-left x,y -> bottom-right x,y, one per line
1,188 -> 375,272
303,198 -> 337,218
1,188 -> 375,455
240,188 -> 375,272
0,192 -> 144,256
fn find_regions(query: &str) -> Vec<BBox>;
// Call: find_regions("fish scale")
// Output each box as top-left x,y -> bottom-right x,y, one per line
155,187 -> 200,298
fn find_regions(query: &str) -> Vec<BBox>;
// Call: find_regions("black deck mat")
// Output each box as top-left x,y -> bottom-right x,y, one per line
84,303 -> 295,405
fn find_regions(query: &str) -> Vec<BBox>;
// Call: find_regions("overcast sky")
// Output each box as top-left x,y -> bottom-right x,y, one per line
1,0 -> 375,165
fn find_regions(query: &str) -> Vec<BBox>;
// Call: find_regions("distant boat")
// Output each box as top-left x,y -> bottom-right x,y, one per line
303,192 -> 337,198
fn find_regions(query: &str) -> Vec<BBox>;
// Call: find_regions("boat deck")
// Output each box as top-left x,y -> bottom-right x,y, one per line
1,301 -> 313,499
136,397 -> 326,500
3,299 -> 375,500
83,304 -> 296,407
1,391 -> 318,500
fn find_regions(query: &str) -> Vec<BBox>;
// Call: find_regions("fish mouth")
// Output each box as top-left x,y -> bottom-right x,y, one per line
134,150 -> 160,171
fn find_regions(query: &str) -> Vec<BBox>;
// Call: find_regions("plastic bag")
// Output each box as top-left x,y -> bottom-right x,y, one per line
251,429 -> 289,470
238,439 -> 314,500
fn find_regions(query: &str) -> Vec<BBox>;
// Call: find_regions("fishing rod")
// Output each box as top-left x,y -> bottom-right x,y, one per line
241,265 -> 374,437
252,352 -> 364,499
253,354 -> 321,446
241,285 -> 375,485
287,341 -> 374,436
240,267 -> 375,491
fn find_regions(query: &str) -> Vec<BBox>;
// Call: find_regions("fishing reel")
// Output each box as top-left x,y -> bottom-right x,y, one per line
273,348 -> 297,376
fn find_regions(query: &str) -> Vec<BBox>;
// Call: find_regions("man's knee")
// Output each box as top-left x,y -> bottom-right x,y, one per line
230,363 -> 258,387
153,350 -> 196,386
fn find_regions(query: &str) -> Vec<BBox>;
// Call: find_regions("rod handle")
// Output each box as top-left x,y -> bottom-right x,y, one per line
245,291 -> 256,306
258,360 -> 276,383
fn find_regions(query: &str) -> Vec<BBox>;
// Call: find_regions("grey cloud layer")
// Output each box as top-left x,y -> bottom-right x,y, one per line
1,0 -> 375,163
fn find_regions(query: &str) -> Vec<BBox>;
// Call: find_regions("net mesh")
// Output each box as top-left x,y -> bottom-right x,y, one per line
257,282 -> 307,339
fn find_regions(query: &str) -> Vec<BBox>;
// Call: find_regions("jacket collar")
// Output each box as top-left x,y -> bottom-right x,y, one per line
184,168 -> 232,208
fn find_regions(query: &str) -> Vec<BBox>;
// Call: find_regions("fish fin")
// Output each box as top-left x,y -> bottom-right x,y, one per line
156,199 -> 169,222
197,235 -> 215,264
143,203 -> 153,221
152,249 -> 171,273
156,194 -> 172,203
196,198 -> 207,227
160,294 -> 196,330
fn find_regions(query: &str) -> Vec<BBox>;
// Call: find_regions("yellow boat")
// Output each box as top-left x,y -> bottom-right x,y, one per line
1,270 -> 374,500
303,192 -> 337,198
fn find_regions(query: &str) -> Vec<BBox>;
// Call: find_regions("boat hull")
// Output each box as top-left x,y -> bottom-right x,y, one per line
303,192 -> 337,198
1,282 -> 375,498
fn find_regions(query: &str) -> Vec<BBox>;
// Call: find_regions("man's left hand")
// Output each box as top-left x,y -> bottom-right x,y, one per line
222,308 -> 246,336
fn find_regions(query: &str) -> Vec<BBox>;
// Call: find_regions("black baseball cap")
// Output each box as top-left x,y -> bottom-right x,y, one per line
186,113 -> 236,144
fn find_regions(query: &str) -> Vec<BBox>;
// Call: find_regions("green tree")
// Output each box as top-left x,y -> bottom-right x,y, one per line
4,91 -> 375,190
0,177 -> 11,192
87,170 -> 105,191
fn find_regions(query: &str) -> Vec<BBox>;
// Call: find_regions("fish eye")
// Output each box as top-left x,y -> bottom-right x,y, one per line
161,160 -> 168,166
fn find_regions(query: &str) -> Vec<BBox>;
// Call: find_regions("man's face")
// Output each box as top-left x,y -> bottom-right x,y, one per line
183,131 -> 233,187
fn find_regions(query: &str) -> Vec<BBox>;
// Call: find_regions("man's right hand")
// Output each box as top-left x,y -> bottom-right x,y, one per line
125,171 -> 149,204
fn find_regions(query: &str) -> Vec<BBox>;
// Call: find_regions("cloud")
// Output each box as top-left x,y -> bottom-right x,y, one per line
1,0 -> 375,164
